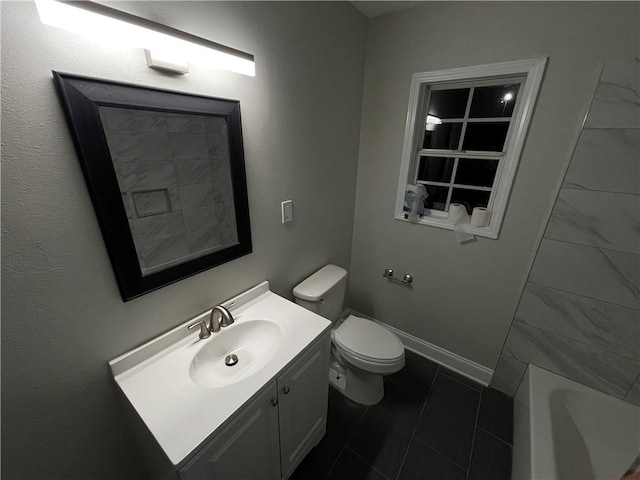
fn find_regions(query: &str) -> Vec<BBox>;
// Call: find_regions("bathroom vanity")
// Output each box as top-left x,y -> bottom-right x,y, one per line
109,282 -> 331,480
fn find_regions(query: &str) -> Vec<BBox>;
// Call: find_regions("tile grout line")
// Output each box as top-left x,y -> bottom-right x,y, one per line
621,371 -> 640,401
582,126 -> 640,130
346,446 -> 393,480
496,353 -> 527,396
540,235 -> 640,256
394,366 -> 441,480
322,403 -> 370,480
561,185 -> 640,196
413,435 -> 472,473
476,425 -> 513,448
410,435 -> 470,474
321,445 -> 345,479
395,437 -> 418,480
407,370 -> 480,473
526,280 -> 640,311
465,387 -> 483,480
510,317 -> 640,363
438,369 -> 482,392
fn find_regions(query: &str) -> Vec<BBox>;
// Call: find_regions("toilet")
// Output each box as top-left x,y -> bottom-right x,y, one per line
293,264 -> 405,405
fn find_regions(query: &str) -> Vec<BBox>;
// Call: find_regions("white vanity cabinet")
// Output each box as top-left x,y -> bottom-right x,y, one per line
110,282 -> 333,480
178,332 -> 330,480
277,335 -> 330,478
179,383 -> 281,480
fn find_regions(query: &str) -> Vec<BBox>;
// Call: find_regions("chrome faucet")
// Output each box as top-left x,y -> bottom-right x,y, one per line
209,305 -> 234,332
188,304 -> 235,339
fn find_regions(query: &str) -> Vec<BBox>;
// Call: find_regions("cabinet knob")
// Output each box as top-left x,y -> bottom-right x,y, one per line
282,386 -> 291,395
270,398 -> 278,407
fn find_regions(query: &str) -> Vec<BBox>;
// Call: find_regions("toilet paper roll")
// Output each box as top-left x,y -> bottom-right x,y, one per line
471,207 -> 491,227
448,203 -> 466,221
448,203 -> 474,243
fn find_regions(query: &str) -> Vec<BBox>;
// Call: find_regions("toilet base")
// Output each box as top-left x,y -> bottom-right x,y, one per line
328,363 -> 384,406
328,367 -> 346,390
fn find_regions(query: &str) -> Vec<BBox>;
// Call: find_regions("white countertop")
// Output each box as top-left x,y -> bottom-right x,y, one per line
109,282 -> 331,466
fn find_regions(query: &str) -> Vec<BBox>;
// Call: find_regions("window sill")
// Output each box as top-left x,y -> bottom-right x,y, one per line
394,214 -> 499,239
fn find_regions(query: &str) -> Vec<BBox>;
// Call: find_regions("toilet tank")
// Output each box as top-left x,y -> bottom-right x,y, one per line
293,265 -> 348,321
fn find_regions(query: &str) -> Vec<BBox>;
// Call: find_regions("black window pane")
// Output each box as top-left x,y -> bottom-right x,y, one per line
417,156 -> 455,183
428,89 -> 470,119
423,123 -> 462,150
462,123 -> 509,152
469,84 -> 521,118
450,188 -> 491,215
455,158 -> 499,187
424,185 -> 449,211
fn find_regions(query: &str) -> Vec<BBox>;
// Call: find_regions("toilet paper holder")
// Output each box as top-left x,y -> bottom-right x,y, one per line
383,269 -> 413,286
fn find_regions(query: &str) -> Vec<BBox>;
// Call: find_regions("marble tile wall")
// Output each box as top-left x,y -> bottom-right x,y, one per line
99,107 -> 238,275
491,60 -> 640,403
626,376 -> 640,406
490,354 -> 527,398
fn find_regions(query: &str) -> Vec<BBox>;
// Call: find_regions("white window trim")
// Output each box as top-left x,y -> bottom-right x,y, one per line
394,57 -> 547,239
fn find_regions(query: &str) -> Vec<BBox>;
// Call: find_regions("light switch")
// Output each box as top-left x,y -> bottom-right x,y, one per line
281,200 -> 293,224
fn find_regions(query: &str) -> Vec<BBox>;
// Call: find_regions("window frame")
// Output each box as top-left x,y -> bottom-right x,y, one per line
395,58 -> 547,239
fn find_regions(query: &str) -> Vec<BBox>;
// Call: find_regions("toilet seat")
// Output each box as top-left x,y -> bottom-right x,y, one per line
332,315 -> 404,374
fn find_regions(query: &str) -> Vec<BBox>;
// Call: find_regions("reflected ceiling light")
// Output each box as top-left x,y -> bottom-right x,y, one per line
35,0 -> 255,76
426,114 -> 442,131
503,92 -> 514,101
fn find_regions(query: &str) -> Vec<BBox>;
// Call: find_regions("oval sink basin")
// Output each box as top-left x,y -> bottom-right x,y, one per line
189,320 -> 284,388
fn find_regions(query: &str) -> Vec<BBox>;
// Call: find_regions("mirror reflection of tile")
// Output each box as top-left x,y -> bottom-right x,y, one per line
99,107 -> 238,276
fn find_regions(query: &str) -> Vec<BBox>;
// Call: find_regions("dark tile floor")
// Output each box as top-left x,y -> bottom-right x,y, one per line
290,350 -> 513,480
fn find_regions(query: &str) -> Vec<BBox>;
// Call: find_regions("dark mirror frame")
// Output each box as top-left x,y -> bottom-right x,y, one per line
53,72 -> 252,301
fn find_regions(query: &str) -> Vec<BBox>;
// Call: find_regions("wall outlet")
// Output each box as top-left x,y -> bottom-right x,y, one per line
281,200 -> 293,224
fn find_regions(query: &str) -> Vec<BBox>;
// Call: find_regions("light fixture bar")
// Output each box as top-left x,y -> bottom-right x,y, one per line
36,0 -> 255,76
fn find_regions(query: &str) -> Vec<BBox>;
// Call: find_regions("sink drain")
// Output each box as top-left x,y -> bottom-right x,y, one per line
225,354 -> 239,366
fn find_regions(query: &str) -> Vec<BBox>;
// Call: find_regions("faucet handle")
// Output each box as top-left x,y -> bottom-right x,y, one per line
188,320 -> 211,339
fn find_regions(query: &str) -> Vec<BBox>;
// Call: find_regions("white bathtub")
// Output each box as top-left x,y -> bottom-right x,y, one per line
512,364 -> 640,480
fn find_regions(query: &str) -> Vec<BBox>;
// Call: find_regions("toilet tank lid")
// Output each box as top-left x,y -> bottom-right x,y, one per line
293,265 -> 348,301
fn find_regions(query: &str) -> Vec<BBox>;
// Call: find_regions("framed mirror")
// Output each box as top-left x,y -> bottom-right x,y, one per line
53,72 -> 252,301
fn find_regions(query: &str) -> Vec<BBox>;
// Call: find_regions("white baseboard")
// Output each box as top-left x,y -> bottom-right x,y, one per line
342,309 -> 493,386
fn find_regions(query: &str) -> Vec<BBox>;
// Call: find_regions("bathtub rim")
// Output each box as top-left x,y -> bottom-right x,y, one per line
512,364 -> 640,480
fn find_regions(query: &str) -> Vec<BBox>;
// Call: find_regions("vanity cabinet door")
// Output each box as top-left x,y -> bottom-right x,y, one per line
179,383 -> 280,480
277,332 -> 331,478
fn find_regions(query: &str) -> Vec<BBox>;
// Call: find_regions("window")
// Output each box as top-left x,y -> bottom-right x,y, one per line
395,58 -> 546,238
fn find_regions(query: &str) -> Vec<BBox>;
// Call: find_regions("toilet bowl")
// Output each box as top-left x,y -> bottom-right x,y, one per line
331,314 -> 405,404
293,265 -> 405,405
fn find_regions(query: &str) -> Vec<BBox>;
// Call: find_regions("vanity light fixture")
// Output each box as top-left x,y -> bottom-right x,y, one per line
35,0 -> 255,76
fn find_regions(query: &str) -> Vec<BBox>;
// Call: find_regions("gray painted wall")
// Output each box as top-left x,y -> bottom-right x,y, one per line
348,1 -> 639,368
492,60 -> 640,401
1,2 -> 366,478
